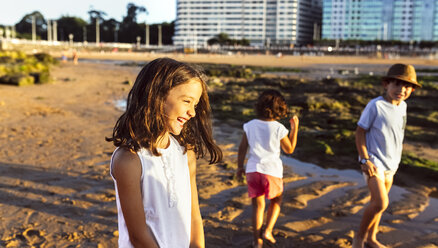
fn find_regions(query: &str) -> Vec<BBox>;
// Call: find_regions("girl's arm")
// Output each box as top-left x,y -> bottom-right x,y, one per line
236,133 -> 249,180
280,116 -> 299,154
355,126 -> 377,177
188,150 -> 205,248
112,148 -> 159,248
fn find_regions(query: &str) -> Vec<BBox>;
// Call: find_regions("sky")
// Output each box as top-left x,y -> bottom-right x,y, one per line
0,0 -> 176,26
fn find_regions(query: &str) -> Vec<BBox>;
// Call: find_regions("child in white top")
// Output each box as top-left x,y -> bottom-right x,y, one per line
353,64 -> 421,248
107,58 -> 222,248
236,89 -> 299,248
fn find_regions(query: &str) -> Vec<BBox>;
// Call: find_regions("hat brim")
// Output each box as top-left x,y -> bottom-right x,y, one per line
383,75 -> 422,88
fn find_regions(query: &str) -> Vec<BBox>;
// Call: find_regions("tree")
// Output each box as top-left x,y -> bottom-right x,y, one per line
123,3 -> 147,24
87,9 -> 107,23
56,16 -> 87,41
119,3 -> 147,43
15,11 -> 46,40
147,22 -> 175,45
101,18 -> 121,42
86,9 -> 107,42
208,33 -> 249,46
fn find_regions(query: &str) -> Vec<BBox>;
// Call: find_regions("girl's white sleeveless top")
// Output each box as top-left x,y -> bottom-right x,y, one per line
110,136 -> 192,248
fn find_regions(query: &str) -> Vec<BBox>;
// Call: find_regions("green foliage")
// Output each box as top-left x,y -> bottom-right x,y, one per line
56,16 -> 88,42
315,140 -> 335,155
306,95 -> 350,112
14,11 -> 47,39
418,78 -> 438,91
0,51 -> 56,86
416,68 -> 438,73
202,63 -> 438,175
207,77 -> 223,88
207,32 -> 250,46
0,74 -> 35,86
242,108 -> 254,116
401,152 -> 438,172
350,75 -> 379,89
13,3 -> 173,44
204,64 -> 255,79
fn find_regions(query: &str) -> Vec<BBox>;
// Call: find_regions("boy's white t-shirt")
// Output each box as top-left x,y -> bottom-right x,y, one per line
110,136 -> 192,248
357,96 -> 407,172
243,119 -> 289,178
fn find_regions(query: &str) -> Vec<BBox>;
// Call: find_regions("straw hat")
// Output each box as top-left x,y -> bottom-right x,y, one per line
383,63 -> 421,88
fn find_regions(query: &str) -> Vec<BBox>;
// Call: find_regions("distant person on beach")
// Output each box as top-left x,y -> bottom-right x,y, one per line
236,90 -> 299,248
106,58 -> 222,247
72,50 -> 78,65
352,64 -> 421,248
61,51 -> 67,63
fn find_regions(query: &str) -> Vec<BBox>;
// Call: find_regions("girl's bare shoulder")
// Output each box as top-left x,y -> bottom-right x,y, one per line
112,147 -> 142,179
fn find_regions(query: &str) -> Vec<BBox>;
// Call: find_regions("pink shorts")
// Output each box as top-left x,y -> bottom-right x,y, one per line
246,172 -> 283,199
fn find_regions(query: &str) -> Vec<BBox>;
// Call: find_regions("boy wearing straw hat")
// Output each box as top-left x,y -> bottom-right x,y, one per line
352,64 -> 421,248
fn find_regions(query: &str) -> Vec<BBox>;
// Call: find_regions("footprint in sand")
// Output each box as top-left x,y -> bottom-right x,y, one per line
284,216 -> 332,232
4,228 -> 46,247
329,186 -> 370,216
283,181 -> 354,210
23,228 -> 46,246
388,187 -> 432,220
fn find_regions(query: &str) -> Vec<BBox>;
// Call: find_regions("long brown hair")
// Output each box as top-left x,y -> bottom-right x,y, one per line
106,58 -> 222,164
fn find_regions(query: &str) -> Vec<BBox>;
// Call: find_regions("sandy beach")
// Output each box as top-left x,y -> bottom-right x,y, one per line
52,50 -> 438,68
0,56 -> 437,247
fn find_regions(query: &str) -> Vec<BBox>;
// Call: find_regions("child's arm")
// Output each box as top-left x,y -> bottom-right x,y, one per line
355,126 -> 377,177
236,133 -> 249,180
188,150 -> 205,248
280,116 -> 299,154
112,148 -> 159,248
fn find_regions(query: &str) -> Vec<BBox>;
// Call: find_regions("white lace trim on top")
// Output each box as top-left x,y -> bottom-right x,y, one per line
160,149 -> 178,208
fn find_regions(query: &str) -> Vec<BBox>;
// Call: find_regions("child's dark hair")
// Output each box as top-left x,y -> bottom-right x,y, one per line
106,58 -> 222,164
255,89 -> 288,119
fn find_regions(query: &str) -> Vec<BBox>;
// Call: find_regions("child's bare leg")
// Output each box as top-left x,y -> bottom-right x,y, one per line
263,194 -> 282,243
252,196 -> 265,248
366,177 -> 393,248
353,177 -> 389,248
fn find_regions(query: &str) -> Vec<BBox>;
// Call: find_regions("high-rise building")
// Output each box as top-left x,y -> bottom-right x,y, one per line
173,0 -> 322,47
322,0 -> 438,41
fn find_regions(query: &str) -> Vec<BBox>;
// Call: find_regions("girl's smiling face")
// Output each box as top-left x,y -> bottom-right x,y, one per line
163,79 -> 203,136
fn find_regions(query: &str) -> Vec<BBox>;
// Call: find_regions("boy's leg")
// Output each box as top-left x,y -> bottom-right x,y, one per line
263,194 -> 282,243
252,195 -> 265,248
366,176 -> 393,248
353,176 -> 389,248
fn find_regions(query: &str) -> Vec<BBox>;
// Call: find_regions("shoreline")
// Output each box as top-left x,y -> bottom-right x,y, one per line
50,51 -> 438,68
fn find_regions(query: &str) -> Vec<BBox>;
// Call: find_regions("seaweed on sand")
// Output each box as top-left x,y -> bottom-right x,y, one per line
203,63 -> 438,178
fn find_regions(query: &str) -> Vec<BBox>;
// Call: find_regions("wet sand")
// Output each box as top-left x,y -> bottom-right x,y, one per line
0,59 -> 437,247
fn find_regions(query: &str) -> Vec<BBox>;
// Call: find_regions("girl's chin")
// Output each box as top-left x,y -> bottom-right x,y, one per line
169,127 -> 183,135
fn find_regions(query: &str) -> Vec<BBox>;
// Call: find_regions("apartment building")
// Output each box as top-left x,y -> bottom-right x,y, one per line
322,0 -> 438,41
173,0 -> 322,46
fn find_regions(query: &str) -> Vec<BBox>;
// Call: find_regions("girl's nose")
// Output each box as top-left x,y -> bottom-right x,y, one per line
188,104 -> 196,117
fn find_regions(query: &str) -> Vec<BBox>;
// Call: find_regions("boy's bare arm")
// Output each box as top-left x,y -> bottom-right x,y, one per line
236,133 -> 249,179
280,116 -> 299,154
355,126 -> 377,176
